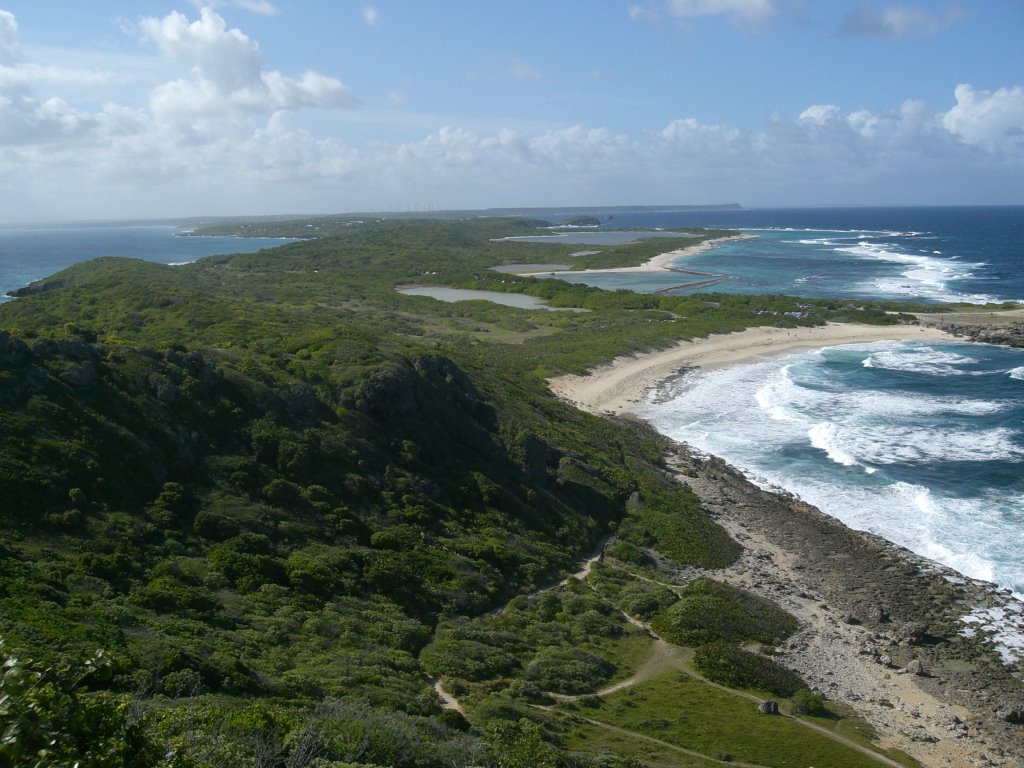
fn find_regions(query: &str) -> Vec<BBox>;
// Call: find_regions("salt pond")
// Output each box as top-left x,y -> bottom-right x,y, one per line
396,286 -> 586,312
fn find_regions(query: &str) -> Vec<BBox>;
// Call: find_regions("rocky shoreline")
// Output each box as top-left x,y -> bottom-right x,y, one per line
549,318 -> 1024,765
918,319 -> 1024,349
656,437 -> 1024,767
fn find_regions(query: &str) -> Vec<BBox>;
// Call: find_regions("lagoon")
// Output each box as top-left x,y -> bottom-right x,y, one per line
396,285 -> 586,311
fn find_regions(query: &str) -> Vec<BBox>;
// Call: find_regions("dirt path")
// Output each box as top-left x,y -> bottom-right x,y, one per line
564,569 -> 909,768
431,677 -> 463,714
431,538 -> 608,715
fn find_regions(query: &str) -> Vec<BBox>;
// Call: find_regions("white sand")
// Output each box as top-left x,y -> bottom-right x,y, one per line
548,322 -> 956,415
549,324 -> 1003,768
524,233 -> 754,276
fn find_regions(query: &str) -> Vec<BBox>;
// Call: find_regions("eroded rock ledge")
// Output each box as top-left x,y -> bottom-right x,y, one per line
653,434 -> 1024,767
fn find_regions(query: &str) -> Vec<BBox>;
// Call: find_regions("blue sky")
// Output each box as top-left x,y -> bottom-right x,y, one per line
0,1 -> 1021,222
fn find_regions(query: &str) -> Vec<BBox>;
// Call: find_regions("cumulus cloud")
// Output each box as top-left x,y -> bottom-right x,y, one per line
798,104 -> 842,126
942,84 -> 1024,153
139,8 -> 352,119
838,4 -> 964,39
0,5 -> 1019,219
0,10 -> 19,66
0,10 -> 109,146
362,6 -> 380,26
234,0 -> 279,14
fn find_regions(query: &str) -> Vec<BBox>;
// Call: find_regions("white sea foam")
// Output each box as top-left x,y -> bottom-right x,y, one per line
836,241 -> 995,303
1009,367 -> 1024,380
961,603 -> 1024,664
863,346 -> 980,375
639,341 -> 1024,614
808,422 -> 875,472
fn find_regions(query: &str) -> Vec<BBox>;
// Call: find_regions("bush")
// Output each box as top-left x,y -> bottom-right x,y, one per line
791,688 -> 830,717
0,640 -> 165,768
651,578 -> 798,646
693,641 -> 806,697
524,647 -> 615,695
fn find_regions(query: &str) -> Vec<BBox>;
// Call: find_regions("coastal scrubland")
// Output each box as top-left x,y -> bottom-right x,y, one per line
0,217 -> 1015,767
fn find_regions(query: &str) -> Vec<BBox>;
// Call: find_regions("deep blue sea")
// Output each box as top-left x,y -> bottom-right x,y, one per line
0,223 -> 294,303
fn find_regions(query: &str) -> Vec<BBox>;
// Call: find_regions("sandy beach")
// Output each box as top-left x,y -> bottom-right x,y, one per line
524,233 -> 754,277
548,321 -> 1024,766
548,322 -> 956,415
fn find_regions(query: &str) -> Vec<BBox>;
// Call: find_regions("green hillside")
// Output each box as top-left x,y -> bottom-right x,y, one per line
0,218 -> 911,767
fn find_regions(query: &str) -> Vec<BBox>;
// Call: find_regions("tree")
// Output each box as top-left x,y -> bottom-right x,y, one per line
0,639 -> 168,767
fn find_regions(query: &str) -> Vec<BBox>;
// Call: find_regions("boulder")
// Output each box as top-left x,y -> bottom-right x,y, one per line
758,700 -> 779,715
898,621 -> 928,645
904,659 -> 928,677
999,700 -> 1024,724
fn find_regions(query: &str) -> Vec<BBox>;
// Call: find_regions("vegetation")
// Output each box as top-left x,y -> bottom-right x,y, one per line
0,216 -> 919,766
651,578 -> 799,647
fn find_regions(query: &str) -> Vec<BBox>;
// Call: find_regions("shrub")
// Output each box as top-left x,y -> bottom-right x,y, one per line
693,642 -> 806,697
651,578 -> 798,646
524,647 -> 615,695
791,688 -> 829,717
0,640 -> 164,767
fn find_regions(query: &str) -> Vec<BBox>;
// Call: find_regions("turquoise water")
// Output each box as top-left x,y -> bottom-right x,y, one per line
540,206 -> 1024,305
641,338 -> 1024,663
642,341 -> 1024,599
572,207 -> 1024,664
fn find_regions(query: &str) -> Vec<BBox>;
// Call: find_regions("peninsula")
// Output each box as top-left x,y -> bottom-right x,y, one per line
0,216 -> 1020,768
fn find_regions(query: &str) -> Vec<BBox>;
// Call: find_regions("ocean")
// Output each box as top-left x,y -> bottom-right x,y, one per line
0,223 -> 294,303
582,206 -> 1023,663
2,209 -> 1023,659
545,206 -> 1024,304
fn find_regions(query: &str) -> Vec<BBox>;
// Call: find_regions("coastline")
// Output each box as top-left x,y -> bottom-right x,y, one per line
548,322 -> 1024,767
548,322 -> 956,416
524,233 -> 754,276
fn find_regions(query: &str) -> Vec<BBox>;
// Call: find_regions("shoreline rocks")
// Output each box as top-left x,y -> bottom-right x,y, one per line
656,439 -> 1024,767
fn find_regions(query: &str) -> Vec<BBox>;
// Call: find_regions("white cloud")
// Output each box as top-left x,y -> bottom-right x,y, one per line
665,0 -> 778,25
0,62 -> 113,89
510,60 -> 542,81
798,104 -> 841,126
0,10 -> 19,66
839,4 -> 964,39
942,84 -> 1024,153
139,8 -> 352,119
363,6 -> 381,27
140,9 -> 264,93
234,0 -> 279,15
0,7 -> 1019,220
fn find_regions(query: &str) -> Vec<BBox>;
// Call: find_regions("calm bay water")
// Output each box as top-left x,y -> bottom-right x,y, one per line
0,224 -> 294,302
546,206 -> 1024,304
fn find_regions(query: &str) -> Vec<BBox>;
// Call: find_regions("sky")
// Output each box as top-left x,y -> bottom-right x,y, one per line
0,1 -> 1021,222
